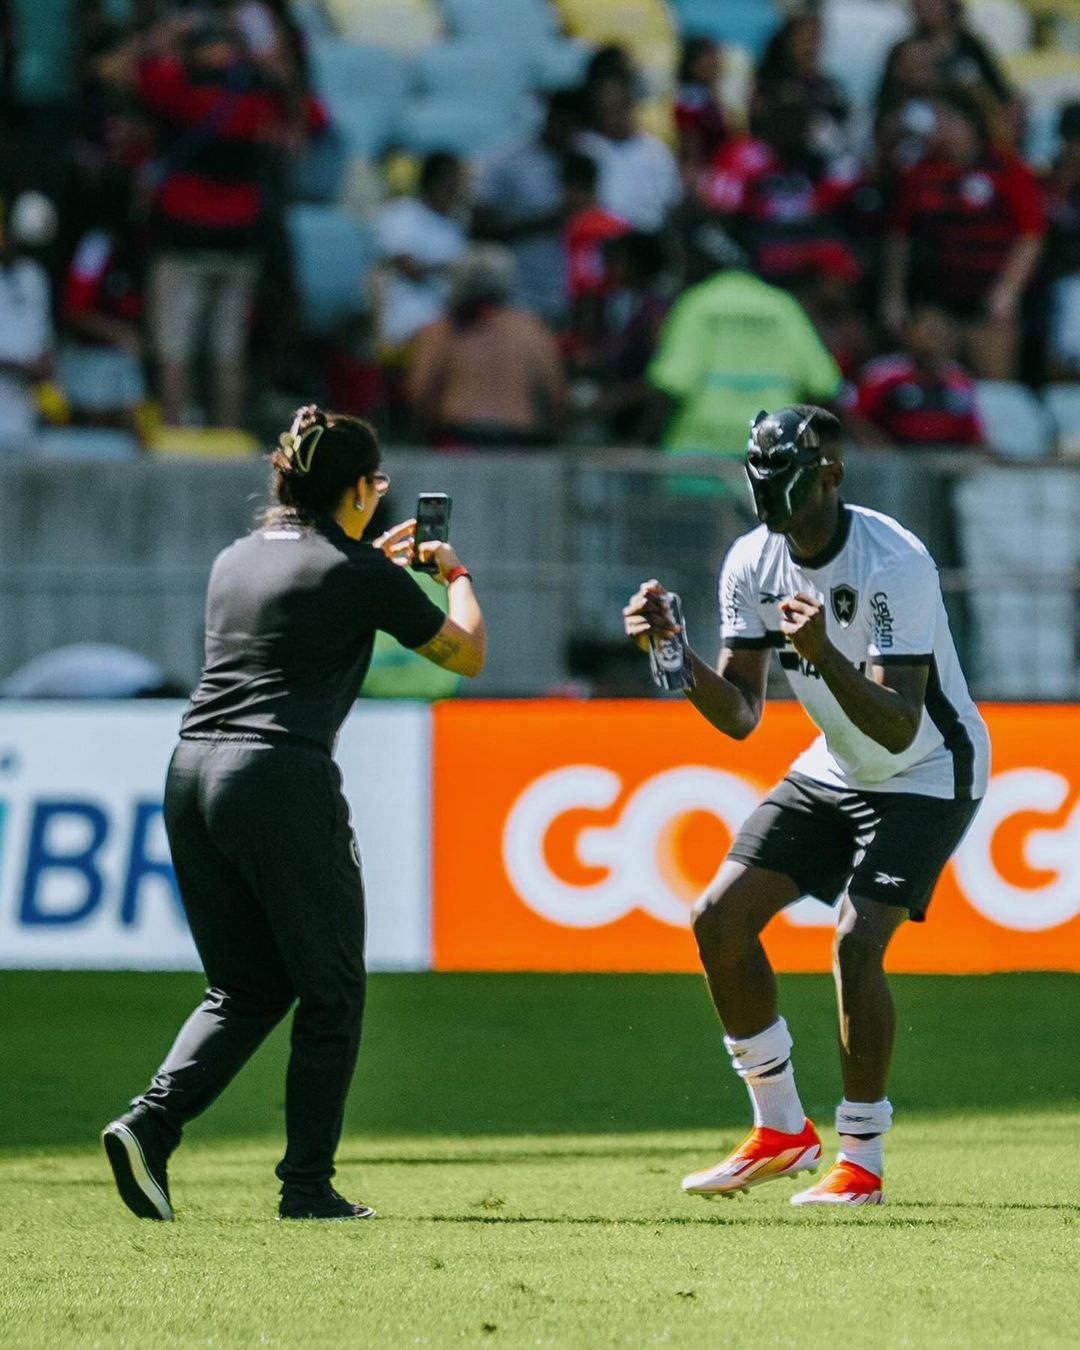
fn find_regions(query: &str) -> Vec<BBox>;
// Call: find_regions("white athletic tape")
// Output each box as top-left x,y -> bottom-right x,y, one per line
836,1098 -> 893,1136
724,1017 -> 793,1081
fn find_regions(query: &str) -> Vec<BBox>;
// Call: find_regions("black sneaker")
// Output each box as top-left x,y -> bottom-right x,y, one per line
102,1112 -> 174,1221
279,1183 -> 377,1221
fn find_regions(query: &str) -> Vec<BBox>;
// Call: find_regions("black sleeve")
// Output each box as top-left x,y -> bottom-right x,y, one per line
370,555 -> 447,649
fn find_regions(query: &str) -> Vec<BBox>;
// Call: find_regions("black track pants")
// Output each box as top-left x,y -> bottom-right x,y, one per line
137,737 -> 366,1186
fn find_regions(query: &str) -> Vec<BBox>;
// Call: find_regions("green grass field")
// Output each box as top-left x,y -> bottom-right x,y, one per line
2,972 -> 1079,1349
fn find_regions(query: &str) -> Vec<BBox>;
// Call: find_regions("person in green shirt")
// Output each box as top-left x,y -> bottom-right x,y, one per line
646,225 -> 841,456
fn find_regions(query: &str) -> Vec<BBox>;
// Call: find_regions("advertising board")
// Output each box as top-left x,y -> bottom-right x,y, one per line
433,702 -> 1080,973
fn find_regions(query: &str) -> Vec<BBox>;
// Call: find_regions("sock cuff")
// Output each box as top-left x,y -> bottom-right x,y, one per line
724,1017 -> 792,1082
836,1098 -> 893,1136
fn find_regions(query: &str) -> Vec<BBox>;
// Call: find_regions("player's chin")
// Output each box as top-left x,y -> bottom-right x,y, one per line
759,511 -> 793,533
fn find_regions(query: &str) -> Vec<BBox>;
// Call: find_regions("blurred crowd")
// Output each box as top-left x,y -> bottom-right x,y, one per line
0,0 -> 1077,455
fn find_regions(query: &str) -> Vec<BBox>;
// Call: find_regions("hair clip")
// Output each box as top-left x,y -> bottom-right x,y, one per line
278,408 -> 324,474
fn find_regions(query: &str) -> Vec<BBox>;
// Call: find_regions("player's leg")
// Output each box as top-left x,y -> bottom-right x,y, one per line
793,791 -> 981,1206
683,862 -> 824,1196
691,860 -> 799,1039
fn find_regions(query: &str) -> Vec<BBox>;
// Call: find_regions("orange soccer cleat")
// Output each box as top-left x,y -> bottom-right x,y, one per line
790,1159 -> 884,1206
682,1119 -> 822,1197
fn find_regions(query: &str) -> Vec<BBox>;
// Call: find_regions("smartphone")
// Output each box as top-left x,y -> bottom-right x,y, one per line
411,493 -> 452,573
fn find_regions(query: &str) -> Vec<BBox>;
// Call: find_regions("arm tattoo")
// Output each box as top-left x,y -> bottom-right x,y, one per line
417,629 -> 462,667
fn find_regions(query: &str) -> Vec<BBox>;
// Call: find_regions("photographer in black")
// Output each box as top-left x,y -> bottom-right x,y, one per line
102,406 -> 484,1221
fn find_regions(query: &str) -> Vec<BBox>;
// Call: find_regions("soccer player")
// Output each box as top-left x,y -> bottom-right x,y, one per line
623,406 -> 988,1205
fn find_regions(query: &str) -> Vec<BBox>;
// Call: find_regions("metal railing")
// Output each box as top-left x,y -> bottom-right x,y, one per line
1,449 -> 1077,698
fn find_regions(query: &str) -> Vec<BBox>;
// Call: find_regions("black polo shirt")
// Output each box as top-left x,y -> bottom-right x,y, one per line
181,515 -> 445,751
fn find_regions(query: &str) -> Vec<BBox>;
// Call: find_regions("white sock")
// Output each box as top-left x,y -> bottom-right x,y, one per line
835,1098 -> 891,1179
746,1064 -> 806,1135
724,1018 -> 806,1134
838,1135 -> 884,1178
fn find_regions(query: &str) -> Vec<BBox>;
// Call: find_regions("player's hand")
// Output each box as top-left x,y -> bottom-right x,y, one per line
623,579 -> 678,653
420,540 -> 464,585
779,593 -> 829,665
372,518 -> 416,567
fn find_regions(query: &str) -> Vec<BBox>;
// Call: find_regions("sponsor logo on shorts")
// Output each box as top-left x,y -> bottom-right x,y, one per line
874,872 -> 904,887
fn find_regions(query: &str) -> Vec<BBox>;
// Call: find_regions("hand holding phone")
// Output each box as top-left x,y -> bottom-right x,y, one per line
411,493 -> 452,574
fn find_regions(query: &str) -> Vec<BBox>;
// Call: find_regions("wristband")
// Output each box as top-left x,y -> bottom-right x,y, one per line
445,565 -> 472,585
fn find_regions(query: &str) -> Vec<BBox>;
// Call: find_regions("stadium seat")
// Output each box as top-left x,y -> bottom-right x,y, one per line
964,0 -> 1033,58
821,0 -> 909,106
27,427 -> 140,460
534,36 -> 594,89
328,0 -> 443,52
291,128 -> 349,203
975,381 -> 1054,459
398,93 -> 536,155
441,0 -> 558,45
286,205 -> 376,334
554,0 -> 677,89
1044,384 -> 1080,458
330,99 -> 400,156
309,41 -> 410,110
669,0 -> 782,57
414,41 -> 532,99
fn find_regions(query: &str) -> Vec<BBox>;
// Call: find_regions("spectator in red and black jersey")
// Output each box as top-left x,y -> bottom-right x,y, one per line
881,88 -> 1044,380
674,37 -> 728,174
697,85 -> 859,288
849,304 -> 984,449
100,15 -> 294,428
562,151 -> 629,363
753,10 -> 850,161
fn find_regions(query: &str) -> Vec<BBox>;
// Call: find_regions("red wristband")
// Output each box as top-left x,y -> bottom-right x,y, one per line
445,565 -> 472,585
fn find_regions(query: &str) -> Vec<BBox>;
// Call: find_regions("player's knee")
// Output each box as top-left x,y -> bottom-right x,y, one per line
691,890 -> 747,964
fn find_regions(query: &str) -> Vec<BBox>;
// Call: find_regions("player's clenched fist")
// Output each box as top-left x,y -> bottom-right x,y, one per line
779,593 -> 829,665
623,579 -> 678,652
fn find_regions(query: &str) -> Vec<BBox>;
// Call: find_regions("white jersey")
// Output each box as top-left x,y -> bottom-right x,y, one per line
719,504 -> 990,800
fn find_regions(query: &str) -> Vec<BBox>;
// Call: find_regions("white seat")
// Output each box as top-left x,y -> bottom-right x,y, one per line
975,381 -> 1054,460
398,93 -> 536,155
309,41 -> 410,108
533,36 -> 594,89
414,40 -> 532,98
965,0 -> 1033,58
286,205 -> 376,333
442,0 -> 557,44
1044,384 -> 1080,458
821,0 -> 909,107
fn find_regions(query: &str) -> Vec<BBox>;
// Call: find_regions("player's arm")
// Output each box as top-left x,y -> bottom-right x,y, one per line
779,594 -> 926,753
623,581 -> 767,740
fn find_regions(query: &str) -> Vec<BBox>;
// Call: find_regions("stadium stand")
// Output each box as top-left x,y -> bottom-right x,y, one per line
975,380 -> 1056,457
1045,382 -> 1080,455
286,205 -> 378,333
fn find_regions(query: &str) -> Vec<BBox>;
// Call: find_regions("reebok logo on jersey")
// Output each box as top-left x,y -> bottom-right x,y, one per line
759,590 -> 784,605
874,872 -> 904,887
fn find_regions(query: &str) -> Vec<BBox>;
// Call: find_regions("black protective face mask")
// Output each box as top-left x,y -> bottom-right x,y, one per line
744,414 -> 829,529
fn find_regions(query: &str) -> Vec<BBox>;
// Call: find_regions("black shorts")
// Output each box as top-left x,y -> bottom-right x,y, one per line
727,773 -> 981,921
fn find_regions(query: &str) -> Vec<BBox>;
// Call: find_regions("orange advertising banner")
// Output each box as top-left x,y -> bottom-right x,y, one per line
432,701 -> 1080,974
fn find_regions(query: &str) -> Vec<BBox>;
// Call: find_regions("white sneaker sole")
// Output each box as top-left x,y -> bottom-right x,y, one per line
791,1186 -> 884,1207
102,1122 -> 174,1221
683,1143 -> 822,1197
